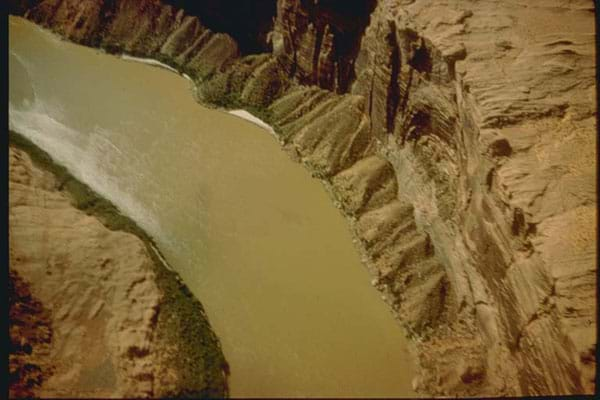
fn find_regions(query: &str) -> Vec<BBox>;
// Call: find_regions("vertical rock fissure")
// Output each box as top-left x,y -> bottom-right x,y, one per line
385,21 -> 400,134
311,23 -> 325,84
367,20 -> 382,135
277,0 -> 378,93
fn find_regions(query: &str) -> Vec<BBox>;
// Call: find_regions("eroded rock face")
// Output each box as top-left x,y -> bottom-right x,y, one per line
10,0 -> 596,396
17,0 -> 240,79
272,0 -> 378,92
271,3 -> 596,394
8,144 -> 229,398
162,0 -> 276,54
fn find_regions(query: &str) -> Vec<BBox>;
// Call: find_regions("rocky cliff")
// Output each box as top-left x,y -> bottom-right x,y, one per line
10,0 -> 597,396
9,134 -> 229,398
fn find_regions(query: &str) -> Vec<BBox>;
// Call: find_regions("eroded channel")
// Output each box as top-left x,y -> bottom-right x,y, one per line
9,16 -> 416,398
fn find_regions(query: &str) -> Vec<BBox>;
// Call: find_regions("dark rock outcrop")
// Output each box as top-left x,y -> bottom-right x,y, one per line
9,270 -> 54,398
162,0 -> 276,54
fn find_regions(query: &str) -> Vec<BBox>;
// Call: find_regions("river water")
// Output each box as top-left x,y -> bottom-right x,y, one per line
9,16 -> 416,398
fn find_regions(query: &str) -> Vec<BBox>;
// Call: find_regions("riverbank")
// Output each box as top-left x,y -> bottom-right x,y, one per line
9,131 -> 229,398
9,17 -> 421,396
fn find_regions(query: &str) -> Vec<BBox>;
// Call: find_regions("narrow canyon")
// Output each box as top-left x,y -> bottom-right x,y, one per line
8,0 -> 597,397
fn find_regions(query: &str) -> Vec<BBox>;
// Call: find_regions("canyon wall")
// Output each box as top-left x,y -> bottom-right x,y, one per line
10,0 -> 597,396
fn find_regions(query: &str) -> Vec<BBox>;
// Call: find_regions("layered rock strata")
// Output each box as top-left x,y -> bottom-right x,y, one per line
10,0 -> 597,396
9,137 -> 229,398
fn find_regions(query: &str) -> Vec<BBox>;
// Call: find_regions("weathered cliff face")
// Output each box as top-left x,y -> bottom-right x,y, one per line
272,0 -> 378,92
9,138 -> 229,398
161,0 -> 276,54
10,0 -> 597,396
17,0 -> 240,80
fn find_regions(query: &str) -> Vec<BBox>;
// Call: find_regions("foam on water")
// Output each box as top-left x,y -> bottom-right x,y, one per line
120,54 -> 179,74
9,102 -> 165,244
120,54 -> 197,85
228,110 -> 276,136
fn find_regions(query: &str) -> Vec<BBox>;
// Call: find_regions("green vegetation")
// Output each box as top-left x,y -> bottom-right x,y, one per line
9,130 -> 229,399
9,131 -> 145,235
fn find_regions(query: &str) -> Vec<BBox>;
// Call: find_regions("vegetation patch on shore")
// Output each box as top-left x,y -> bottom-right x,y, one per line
9,130 -> 229,398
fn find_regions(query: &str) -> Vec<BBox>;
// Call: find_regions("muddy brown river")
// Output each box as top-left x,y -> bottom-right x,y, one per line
9,16 -> 416,398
